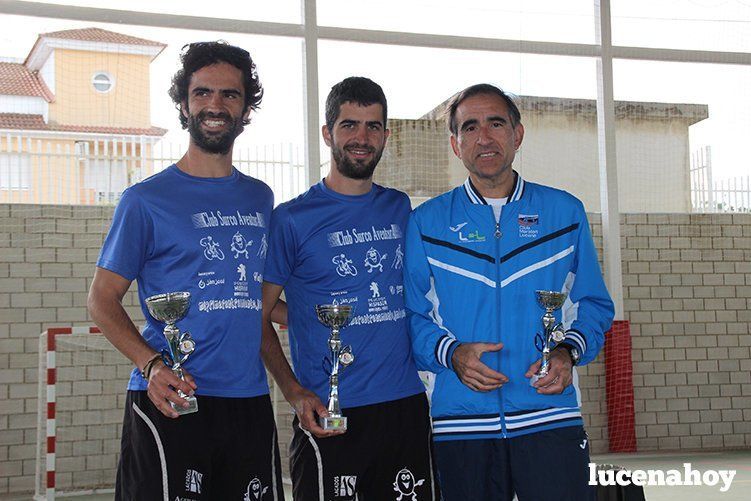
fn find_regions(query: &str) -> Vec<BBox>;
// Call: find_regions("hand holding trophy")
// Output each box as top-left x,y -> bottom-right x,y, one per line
145,291 -> 199,415
529,290 -> 568,387
315,304 -> 354,431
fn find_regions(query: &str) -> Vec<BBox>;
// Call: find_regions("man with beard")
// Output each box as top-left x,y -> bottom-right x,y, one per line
88,41 -> 283,500
261,77 -> 439,500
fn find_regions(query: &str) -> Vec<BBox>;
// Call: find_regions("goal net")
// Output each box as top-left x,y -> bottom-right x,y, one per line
35,327 -> 130,500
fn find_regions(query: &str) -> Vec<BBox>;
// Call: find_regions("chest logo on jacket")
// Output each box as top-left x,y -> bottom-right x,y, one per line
518,213 -> 540,239
450,221 -> 486,243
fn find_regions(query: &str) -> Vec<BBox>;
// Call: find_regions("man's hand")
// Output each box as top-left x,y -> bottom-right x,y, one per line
146,363 -> 197,418
525,346 -> 573,394
451,342 -> 508,392
288,386 -> 344,438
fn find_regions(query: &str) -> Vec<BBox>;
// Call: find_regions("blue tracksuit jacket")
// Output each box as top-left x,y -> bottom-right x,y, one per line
404,173 -> 614,441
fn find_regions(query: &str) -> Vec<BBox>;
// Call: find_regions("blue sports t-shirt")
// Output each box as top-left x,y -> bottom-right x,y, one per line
97,164 -> 272,398
264,180 -> 424,408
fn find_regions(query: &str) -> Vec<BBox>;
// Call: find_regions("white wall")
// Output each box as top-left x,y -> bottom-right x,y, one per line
0,95 -> 48,121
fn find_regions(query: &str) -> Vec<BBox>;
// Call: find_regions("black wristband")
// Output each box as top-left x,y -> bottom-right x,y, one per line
140,353 -> 162,380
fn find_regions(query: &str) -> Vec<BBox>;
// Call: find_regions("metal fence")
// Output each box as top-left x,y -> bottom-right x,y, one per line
0,134 -> 307,206
691,145 -> 751,213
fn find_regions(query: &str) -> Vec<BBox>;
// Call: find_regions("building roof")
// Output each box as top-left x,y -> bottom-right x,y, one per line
24,27 -> 166,69
422,95 -> 709,126
40,27 -> 165,48
0,113 -> 167,137
0,62 -> 55,102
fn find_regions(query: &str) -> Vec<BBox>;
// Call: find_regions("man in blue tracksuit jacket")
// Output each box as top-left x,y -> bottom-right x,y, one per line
404,83 -> 615,500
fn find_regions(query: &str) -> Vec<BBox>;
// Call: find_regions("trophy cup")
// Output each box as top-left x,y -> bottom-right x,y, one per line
530,290 -> 568,386
315,304 -> 354,431
145,291 -> 198,415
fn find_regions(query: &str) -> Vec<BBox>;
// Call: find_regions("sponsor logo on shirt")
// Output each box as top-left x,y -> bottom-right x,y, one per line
334,475 -> 357,497
184,469 -> 202,494
450,222 -> 486,243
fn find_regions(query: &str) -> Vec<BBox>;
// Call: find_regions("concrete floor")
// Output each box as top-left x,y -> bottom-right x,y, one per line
31,450 -> 751,500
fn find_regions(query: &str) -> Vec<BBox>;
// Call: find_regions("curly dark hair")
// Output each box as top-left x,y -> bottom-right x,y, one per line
168,41 -> 263,129
325,77 -> 387,131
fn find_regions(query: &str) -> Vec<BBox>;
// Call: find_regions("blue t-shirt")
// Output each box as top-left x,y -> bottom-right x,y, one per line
264,180 -> 424,408
97,164 -> 272,398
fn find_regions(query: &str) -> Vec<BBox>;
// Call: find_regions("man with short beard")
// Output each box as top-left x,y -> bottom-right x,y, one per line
261,77 -> 439,501
88,41 -> 283,500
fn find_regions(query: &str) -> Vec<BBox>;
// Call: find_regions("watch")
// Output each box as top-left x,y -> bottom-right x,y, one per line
561,344 -> 581,366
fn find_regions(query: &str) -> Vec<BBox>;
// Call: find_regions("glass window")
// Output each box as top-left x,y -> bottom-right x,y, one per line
319,0 -> 596,44
91,71 -> 114,92
613,60 -> 751,213
319,41 -> 599,207
27,0 -> 302,23
0,13 -> 306,205
612,0 -> 751,52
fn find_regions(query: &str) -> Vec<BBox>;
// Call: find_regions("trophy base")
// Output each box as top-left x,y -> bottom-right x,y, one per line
171,395 -> 198,415
529,373 -> 545,387
320,415 -> 347,431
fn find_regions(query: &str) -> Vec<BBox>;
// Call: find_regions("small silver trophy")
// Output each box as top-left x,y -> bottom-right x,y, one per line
315,304 -> 354,431
145,291 -> 198,415
530,290 -> 568,386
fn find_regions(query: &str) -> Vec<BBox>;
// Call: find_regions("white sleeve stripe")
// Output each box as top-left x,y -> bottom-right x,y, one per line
565,330 -> 587,352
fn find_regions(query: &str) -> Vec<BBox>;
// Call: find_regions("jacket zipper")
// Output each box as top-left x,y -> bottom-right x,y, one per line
494,213 -> 507,438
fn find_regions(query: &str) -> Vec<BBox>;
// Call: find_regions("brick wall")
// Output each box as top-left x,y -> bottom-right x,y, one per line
580,213 -> 751,454
1,204 -> 750,496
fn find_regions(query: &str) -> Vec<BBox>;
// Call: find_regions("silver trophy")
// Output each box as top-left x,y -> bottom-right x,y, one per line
530,290 -> 568,386
315,304 -> 354,431
145,291 -> 198,415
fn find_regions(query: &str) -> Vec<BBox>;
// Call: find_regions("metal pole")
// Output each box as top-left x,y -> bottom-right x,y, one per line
594,0 -> 624,319
302,0 -> 321,187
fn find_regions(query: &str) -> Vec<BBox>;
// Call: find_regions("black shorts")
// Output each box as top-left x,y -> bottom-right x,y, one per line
434,425 -> 595,501
116,390 -> 283,501
289,392 -> 440,501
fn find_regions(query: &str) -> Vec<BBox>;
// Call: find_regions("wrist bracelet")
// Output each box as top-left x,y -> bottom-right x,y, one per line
140,353 -> 162,380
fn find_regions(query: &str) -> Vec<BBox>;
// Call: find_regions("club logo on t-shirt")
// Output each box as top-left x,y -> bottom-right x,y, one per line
199,236 -> 225,261
333,253 -> 358,277
364,247 -> 388,273
391,244 -> 404,270
230,231 -> 252,259
257,234 -> 268,259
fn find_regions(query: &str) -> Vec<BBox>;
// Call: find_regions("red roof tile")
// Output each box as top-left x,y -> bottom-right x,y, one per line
0,62 -> 54,102
0,113 -> 167,136
41,27 -> 165,48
